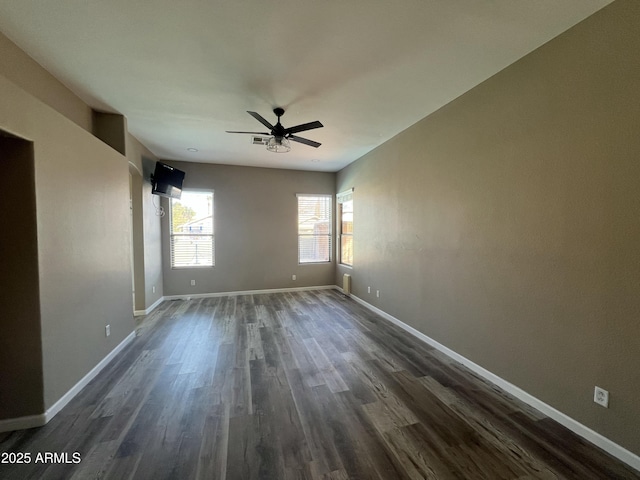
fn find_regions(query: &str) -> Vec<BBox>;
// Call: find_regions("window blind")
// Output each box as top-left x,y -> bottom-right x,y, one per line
297,194 -> 332,263
170,191 -> 214,268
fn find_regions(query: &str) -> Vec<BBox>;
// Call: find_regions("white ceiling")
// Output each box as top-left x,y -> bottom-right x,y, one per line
0,0 -> 612,172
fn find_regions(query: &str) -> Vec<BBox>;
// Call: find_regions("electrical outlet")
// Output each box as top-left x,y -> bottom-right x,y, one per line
152,286 -> 156,294
292,275 -> 296,280
190,280 -> 196,286
376,290 -> 380,298
105,325 -> 110,337
367,286 -> 371,294
594,386 -> 609,408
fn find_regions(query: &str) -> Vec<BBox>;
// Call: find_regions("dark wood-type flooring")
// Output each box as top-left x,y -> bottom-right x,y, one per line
1,289 -> 639,479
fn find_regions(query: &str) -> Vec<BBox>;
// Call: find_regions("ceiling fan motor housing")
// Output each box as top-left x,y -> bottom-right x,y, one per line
226,108 -> 323,149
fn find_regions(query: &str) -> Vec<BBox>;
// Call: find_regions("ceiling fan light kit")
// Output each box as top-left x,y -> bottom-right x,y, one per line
266,136 -> 291,153
226,107 -> 323,153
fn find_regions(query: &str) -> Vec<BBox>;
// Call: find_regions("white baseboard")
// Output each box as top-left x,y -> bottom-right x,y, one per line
0,331 -> 136,433
163,284 -> 335,301
134,296 -> 165,316
349,294 -> 640,473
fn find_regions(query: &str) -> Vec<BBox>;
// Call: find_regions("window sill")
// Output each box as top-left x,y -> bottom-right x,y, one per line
171,265 -> 215,269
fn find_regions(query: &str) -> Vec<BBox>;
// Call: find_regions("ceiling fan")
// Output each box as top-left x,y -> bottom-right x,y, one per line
226,107 -> 323,153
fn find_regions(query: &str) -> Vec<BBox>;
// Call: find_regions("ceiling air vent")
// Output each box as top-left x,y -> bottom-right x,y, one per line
252,136 -> 268,145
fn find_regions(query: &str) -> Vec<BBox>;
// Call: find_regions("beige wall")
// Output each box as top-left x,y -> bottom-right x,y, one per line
162,161 -> 336,295
0,73 -> 135,411
337,0 -> 640,456
142,169 -> 164,306
0,32 -> 91,131
0,26 -> 163,416
93,111 -> 127,155
0,27 -> 165,313
126,133 -> 164,310
0,134 -> 44,419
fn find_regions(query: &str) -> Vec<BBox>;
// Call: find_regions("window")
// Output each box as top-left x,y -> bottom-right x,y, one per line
338,190 -> 353,266
297,194 -> 332,263
170,191 -> 214,268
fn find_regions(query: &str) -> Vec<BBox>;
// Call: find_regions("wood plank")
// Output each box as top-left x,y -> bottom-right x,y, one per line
1,290 -> 638,480
102,453 -> 142,480
246,322 -> 265,360
302,337 -> 349,393
331,390 -> 409,479
194,404 -> 229,480
362,397 -> 419,433
418,375 -> 557,479
286,335 -> 326,388
380,424 -> 454,480
226,413 -> 286,480
286,368 -> 345,476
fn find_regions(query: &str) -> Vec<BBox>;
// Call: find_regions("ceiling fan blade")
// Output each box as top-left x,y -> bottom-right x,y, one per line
285,120 -> 323,135
226,130 -> 270,135
288,134 -> 321,148
247,111 -> 275,130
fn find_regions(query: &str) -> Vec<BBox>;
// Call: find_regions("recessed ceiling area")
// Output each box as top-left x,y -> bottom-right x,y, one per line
0,0 -> 612,171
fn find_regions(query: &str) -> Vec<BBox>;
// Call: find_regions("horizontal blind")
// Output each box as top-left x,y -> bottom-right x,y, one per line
339,197 -> 353,266
297,195 -> 331,263
340,234 -> 353,266
170,191 -> 214,267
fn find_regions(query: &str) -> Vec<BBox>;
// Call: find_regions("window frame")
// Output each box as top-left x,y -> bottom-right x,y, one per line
169,190 -> 215,269
297,193 -> 332,265
337,189 -> 353,267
